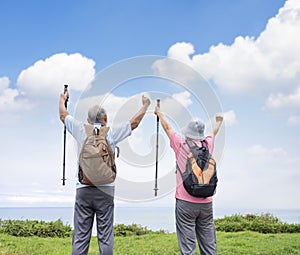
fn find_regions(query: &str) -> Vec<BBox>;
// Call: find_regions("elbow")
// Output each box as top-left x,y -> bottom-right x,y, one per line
166,128 -> 173,138
60,115 -> 65,124
60,111 -> 68,124
130,121 -> 138,131
164,124 -> 173,138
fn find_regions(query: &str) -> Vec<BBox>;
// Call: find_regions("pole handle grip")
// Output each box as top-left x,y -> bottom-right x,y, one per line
64,84 -> 69,107
156,99 -> 160,122
156,99 -> 160,108
64,84 -> 68,92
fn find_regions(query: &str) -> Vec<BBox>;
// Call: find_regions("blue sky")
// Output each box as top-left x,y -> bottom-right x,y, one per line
1,0 -> 299,210
1,0 -> 284,79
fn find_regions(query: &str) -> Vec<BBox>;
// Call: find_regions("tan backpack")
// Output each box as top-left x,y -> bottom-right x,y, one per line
78,124 -> 116,185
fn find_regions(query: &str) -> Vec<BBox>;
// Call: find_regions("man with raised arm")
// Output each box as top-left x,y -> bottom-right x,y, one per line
59,92 -> 150,255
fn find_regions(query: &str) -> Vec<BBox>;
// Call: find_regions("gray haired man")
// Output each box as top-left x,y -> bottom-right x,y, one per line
59,92 -> 150,255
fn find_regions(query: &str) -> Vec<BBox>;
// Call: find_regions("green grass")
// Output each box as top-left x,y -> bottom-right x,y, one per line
1,232 -> 300,255
1,215 -> 299,254
217,232 -> 300,255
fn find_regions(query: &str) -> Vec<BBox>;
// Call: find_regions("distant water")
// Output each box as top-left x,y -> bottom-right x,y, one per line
0,207 -> 299,235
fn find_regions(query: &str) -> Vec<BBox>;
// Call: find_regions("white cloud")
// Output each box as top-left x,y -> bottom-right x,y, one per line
167,42 -> 194,67
75,91 -> 193,124
0,76 -> 10,90
265,86 -> 300,109
246,144 -> 287,161
0,76 -> 33,122
223,110 -> 238,127
75,93 -> 141,123
0,87 -> 19,109
171,91 -> 193,108
0,53 -> 95,123
17,52 -> 96,98
215,143 -> 300,209
156,91 -> 197,131
288,115 -> 300,126
152,55 -> 200,84
164,0 -> 300,97
194,36 -> 273,93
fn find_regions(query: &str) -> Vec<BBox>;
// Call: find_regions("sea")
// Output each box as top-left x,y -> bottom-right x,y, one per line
0,206 -> 299,235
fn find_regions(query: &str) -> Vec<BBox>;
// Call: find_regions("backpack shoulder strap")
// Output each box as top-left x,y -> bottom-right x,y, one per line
79,125 -> 93,168
84,124 -> 109,137
99,126 -> 114,158
99,126 -> 109,137
84,124 -> 94,137
185,139 -> 197,150
186,138 -> 208,149
201,139 -> 208,150
85,125 -> 115,162
185,139 -> 201,159
100,126 -> 116,173
176,163 -> 184,178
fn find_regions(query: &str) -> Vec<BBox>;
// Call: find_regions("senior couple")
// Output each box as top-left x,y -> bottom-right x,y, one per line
59,93 -> 223,255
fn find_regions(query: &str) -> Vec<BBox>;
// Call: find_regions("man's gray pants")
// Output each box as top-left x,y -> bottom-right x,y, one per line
71,186 -> 114,255
176,199 -> 217,255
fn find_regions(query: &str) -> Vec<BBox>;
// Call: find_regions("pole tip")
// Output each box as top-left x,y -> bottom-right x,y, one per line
154,188 -> 159,196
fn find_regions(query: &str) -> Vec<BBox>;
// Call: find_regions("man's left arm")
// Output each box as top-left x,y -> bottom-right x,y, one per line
130,95 -> 151,131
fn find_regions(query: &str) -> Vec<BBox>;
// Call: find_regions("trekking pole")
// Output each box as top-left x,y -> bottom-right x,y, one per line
62,84 -> 69,186
154,99 -> 160,196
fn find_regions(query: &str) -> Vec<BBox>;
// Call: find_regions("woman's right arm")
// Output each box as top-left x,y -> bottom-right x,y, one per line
154,106 -> 174,138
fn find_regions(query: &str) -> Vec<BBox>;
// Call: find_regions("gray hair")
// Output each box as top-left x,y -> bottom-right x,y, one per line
87,105 -> 107,124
